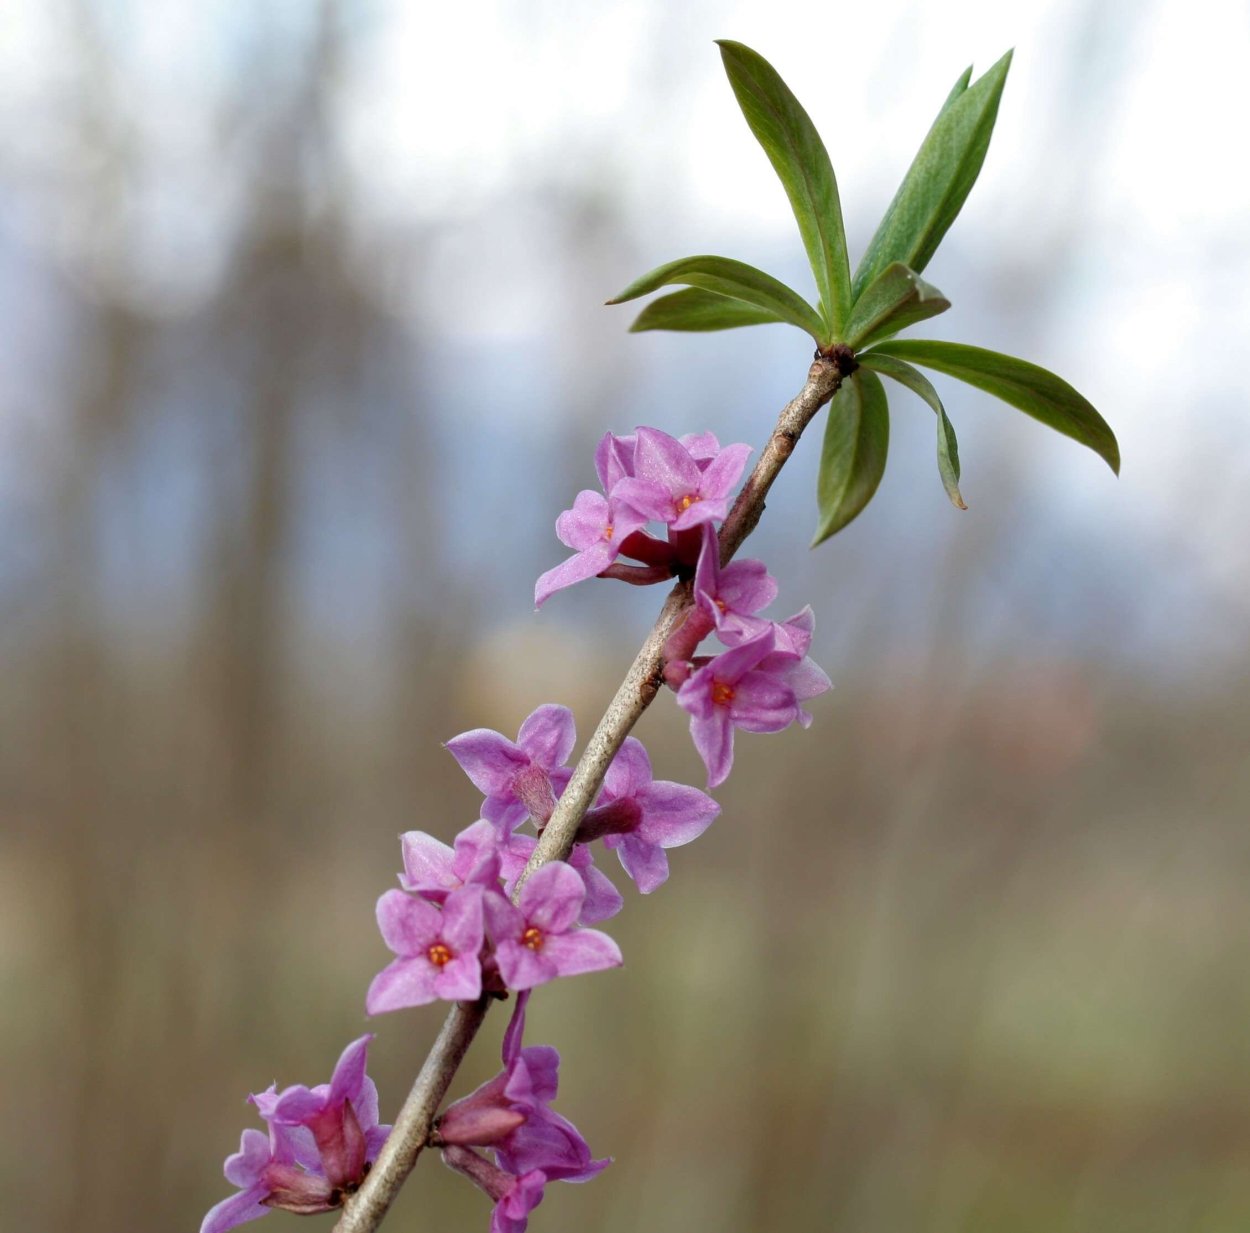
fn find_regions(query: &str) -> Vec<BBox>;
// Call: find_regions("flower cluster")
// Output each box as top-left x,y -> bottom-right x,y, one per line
436,993 -> 609,1232
205,422 -> 832,1233
537,430 -> 831,788
534,427 -> 752,607
202,1037 -> 390,1233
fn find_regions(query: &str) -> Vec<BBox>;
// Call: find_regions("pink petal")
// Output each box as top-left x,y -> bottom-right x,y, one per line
501,989 -> 532,1066
375,890 -> 441,956
495,939 -> 561,990
518,862 -> 584,934
689,707 -> 734,788
679,431 -> 721,465
698,441 -> 753,501
541,928 -> 623,978
483,888 -> 525,945
717,558 -> 778,616
609,476 -> 677,524
440,886 -> 486,955
594,431 -> 636,491
613,834 -> 670,894
668,495 -> 728,532
399,831 -> 456,896
517,704 -> 576,770
635,780 -> 720,847
223,1129 -> 271,1187
366,956 -> 439,1013
445,730 -> 528,795
200,1184 -> 271,1233
533,541 -> 615,608
730,672 -> 798,734
434,952 -> 483,1001
327,1035 -> 373,1111
601,736 -> 651,799
555,490 -> 611,550
631,426 -> 701,497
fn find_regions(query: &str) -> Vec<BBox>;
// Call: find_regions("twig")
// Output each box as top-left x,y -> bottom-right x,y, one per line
332,352 -> 847,1233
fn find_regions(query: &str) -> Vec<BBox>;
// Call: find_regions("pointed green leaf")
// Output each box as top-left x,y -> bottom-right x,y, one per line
940,65 -> 974,115
867,338 -> 1119,474
608,255 -> 826,341
843,262 -> 951,350
852,51 -> 1013,299
628,288 -> 787,333
859,351 -> 966,509
716,39 -> 852,336
813,368 -> 890,545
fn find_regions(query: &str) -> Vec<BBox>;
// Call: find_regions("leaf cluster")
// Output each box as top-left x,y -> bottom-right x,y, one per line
608,41 -> 1119,542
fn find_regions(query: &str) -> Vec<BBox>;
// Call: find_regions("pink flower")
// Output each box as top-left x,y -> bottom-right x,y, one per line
612,427 -> 752,531
366,886 -> 486,1012
482,863 -> 622,991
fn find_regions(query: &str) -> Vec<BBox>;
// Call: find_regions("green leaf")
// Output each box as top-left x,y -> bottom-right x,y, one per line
858,351 -> 966,509
716,39 -> 852,337
628,288 -> 786,333
852,51 -> 1013,299
940,65 -> 974,115
843,262 -> 950,350
813,368 -> 890,544
867,338 -> 1120,474
607,254 -> 826,341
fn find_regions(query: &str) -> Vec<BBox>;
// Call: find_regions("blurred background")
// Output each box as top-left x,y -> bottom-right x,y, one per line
3,1 -> 1249,1231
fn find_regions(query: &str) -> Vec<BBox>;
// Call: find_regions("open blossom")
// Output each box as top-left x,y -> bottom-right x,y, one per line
576,736 -> 720,893
534,490 -> 646,608
201,1037 -> 390,1233
482,861 -> 622,991
366,885 -> 485,1012
612,427 -> 752,530
692,522 -> 777,646
676,627 -> 831,788
399,819 -> 503,903
446,705 -> 577,833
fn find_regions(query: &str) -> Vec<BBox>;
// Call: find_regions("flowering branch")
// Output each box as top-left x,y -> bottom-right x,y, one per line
203,40 -> 1118,1233
330,352 -> 848,1233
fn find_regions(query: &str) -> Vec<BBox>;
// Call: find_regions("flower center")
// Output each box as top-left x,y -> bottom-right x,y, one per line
602,523 -> 614,540
427,942 -> 454,967
714,597 -> 727,612
677,493 -> 699,512
521,925 -> 545,951
711,680 -> 735,707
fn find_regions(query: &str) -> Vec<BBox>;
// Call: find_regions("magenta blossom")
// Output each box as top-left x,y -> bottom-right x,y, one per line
259,1035 -> 389,1193
201,1037 -> 391,1233
576,737 -> 720,893
612,427 -> 752,531
482,862 -> 622,991
676,627 -> 830,788
446,704 -> 577,833
399,819 -> 503,903
437,995 -> 557,1149
692,522 -> 778,646
439,996 -> 609,1230
534,490 -> 646,608
366,885 -> 485,1012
